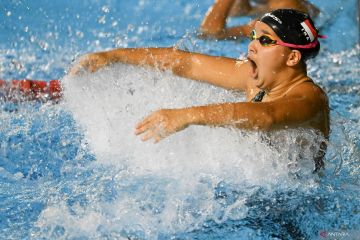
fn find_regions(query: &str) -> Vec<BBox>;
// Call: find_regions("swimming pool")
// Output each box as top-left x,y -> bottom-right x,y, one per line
1,0 -> 359,239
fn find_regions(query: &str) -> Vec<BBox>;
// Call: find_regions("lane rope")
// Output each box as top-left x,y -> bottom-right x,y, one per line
0,79 -> 61,102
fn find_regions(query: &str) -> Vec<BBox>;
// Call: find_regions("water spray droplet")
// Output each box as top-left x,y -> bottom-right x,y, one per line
101,6 -> 110,13
98,15 -> 106,24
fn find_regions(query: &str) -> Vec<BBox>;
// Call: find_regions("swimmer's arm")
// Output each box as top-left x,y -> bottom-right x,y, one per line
199,0 -> 262,39
70,47 -> 251,91
70,48 -> 179,75
136,93 -> 327,142
228,0 -> 252,16
229,1 -> 268,17
135,101 -> 281,142
176,50 -> 252,90
185,95 -> 325,130
210,20 -> 256,40
302,0 -> 320,18
199,0 -> 235,38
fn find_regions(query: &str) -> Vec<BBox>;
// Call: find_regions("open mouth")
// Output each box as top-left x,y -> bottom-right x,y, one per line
247,57 -> 258,79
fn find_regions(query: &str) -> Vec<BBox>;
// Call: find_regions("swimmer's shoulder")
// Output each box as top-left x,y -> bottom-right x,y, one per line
287,78 -> 328,106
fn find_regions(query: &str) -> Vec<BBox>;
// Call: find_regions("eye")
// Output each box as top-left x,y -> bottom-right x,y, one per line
258,35 -> 276,46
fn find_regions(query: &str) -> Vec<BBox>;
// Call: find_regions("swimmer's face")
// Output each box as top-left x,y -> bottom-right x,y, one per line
247,21 -> 292,90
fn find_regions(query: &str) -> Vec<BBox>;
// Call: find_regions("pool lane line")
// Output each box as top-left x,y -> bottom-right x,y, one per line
0,79 -> 62,103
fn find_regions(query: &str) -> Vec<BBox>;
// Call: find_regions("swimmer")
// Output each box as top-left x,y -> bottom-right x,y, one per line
70,9 -> 329,169
199,0 -> 320,40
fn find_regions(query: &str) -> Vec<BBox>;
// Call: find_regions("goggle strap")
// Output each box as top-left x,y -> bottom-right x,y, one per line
276,39 -> 320,49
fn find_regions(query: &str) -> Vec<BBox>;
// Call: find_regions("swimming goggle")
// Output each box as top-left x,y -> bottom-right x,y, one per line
249,29 -> 325,49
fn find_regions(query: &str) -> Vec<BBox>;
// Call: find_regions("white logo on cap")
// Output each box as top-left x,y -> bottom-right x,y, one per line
264,13 -> 282,24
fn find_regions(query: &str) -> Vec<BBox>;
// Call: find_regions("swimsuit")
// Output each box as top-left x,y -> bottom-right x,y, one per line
251,90 -> 266,102
249,79 -> 324,172
250,78 -> 313,103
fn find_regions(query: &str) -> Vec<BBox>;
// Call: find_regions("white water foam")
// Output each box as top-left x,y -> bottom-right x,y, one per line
34,64 -> 323,239
61,63 -> 317,180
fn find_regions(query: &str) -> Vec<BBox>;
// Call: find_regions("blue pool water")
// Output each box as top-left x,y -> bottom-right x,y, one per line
1,0 -> 359,239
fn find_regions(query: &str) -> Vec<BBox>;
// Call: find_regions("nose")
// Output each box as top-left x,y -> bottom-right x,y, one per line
247,39 -> 257,56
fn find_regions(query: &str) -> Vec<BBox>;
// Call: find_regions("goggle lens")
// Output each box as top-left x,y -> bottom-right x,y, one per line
249,30 -> 277,47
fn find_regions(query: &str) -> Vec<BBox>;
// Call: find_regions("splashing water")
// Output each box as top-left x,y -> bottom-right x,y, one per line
1,0 -> 359,239
25,64 -> 326,239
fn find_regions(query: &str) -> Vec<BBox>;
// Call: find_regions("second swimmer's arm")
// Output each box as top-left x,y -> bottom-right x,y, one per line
199,0 -> 268,39
200,0 -> 235,37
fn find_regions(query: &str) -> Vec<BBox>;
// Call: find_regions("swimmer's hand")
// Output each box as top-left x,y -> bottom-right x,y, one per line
69,53 -> 110,75
135,109 -> 189,143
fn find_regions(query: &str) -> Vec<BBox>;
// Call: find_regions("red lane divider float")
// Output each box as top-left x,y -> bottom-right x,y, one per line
0,79 -> 62,102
